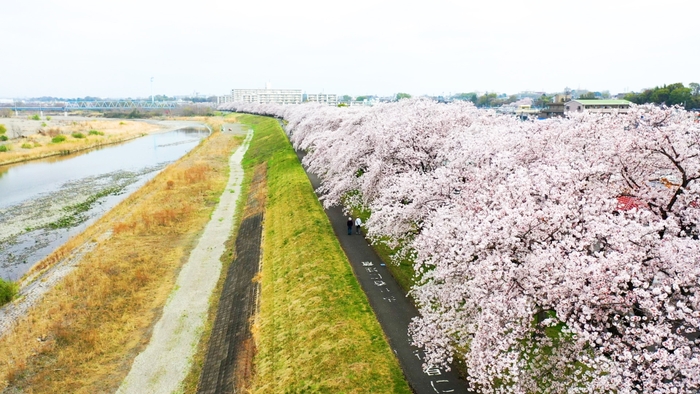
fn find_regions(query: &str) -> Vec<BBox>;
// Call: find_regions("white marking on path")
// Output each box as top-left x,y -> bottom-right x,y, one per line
117,128 -> 254,394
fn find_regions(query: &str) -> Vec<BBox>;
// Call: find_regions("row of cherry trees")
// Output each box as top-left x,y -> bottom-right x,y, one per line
221,100 -> 700,393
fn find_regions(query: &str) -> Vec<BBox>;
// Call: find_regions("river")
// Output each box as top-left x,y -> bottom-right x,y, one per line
0,127 -> 210,280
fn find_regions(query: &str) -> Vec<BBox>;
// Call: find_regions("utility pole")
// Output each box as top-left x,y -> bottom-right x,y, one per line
151,77 -> 154,104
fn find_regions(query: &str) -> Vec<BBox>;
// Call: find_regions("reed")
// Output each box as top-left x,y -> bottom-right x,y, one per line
0,129 -> 241,392
0,279 -> 17,305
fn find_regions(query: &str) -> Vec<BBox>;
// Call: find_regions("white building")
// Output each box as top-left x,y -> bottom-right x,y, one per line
306,93 -> 338,106
232,88 -> 302,105
565,99 -> 631,114
216,95 -> 234,105
349,100 -> 373,107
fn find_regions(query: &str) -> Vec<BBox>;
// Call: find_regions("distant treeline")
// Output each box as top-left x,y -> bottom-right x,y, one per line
103,106 -> 218,119
624,82 -> 700,109
453,92 -> 521,108
103,110 -> 160,119
23,95 -> 217,103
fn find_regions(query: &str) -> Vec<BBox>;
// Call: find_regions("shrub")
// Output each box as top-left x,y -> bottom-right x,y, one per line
113,221 -> 135,234
52,135 -> 67,143
31,114 -> 40,121
21,143 -> 33,149
41,122 -> 47,127
88,130 -> 104,136
184,164 -> 209,183
0,145 -> 7,152
0,278 -> 17,305
0,124 -> 6,134
72,132 -> 85,139
0,135 -> 7,141
46,116 -> 51,121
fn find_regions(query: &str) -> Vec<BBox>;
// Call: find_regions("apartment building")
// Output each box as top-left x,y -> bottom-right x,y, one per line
231,88 -> 303,105
305,93 -> 338,106
216,95 -> 234,104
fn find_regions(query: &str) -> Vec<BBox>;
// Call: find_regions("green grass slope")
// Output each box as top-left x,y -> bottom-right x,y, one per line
238,114 -> 410,393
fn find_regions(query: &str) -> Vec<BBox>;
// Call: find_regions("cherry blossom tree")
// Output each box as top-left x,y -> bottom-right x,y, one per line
220,99 -> 700,393
408,106 -> 700,392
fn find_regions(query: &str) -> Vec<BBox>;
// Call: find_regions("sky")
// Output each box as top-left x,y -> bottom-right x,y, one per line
2,0 -> 699,99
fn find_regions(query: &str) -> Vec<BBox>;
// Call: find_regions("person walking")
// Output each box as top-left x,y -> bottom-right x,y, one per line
354,217 -> 362,235
347,217 -> 353,235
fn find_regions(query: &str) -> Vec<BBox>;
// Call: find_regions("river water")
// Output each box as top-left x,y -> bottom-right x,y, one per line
0,128 -> 210,280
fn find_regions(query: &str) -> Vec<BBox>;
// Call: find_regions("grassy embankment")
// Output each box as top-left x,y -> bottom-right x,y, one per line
0,123 -> 242,393
0,119 -> 162,166
233,114 -> 410,393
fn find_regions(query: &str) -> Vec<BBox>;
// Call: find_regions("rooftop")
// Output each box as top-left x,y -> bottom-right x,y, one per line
572,99 -> 632,105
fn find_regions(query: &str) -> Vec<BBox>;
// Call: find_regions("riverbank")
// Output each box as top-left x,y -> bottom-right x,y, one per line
0,126 -> 211,281
233,114 -> 410,393
117,125 -> 251,393
0,124 -> 243,392
0,113 -> 411,393
0,117 -> 193,167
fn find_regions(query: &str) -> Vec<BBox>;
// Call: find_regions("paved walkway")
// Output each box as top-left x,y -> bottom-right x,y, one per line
297,149 -> 471,394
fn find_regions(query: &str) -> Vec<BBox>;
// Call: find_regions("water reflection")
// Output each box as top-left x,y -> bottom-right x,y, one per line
0,128 -> 209,280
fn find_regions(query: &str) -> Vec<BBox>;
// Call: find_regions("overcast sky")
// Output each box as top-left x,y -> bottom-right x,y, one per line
2,0 -> 698,99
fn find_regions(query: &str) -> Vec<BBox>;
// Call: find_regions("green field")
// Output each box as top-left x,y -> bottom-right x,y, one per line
237,114 -> 410,393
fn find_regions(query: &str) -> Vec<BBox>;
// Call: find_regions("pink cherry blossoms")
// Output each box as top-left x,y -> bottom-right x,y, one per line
220,99 -> 700,393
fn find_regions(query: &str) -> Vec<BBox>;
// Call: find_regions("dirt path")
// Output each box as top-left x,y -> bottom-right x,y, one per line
116,125 -> 253,394
197,166 -> 266,394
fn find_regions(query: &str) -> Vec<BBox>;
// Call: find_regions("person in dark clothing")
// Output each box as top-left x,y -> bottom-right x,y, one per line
347,217 -> 353,235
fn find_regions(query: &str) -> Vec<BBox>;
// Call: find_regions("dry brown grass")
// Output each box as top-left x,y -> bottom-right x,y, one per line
0,119 -> 163,166
180,116 -> 225,132
0,129 -> 241,393
177,116 -> 241,136
179,126 -> 251,393
233,164 -> 267,393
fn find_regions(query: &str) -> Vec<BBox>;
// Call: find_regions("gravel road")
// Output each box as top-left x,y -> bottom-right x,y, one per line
117,125 -> 252,394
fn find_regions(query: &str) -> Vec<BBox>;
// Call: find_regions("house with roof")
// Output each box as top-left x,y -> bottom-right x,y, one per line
540,93 -> 573,118
565,99 -> 632,114
514,104 -> 540,119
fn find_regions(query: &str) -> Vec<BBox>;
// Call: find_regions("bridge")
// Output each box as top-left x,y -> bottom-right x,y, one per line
2,100 -> 180,113
65,101 -> 178,110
